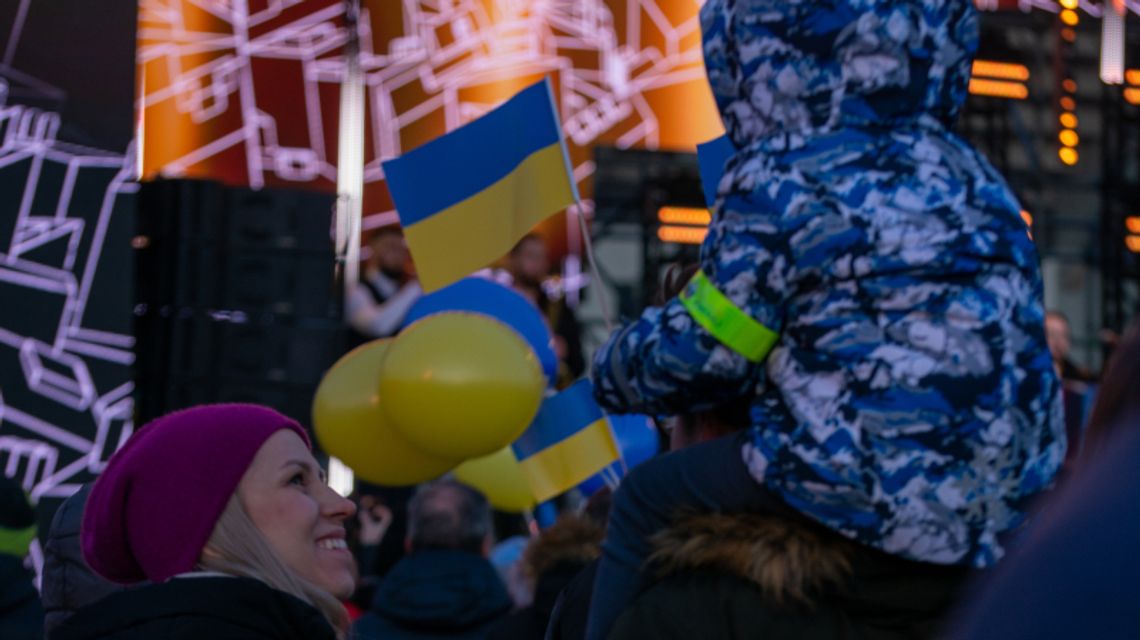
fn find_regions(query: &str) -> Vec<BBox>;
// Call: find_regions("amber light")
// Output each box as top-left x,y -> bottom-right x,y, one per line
1059,0 -> 1079,8
971,60 -> 1030,81
1127,69 -> 1140,86
1060,9 -> 1079,25
1059,130 -> 1080,147
1060,112 -> 1078,128
1060,96 -> 1076,111
968,79 -> 1028,100
1062,79 -> 1077,93
658,226 -> 708,245
1059,147 -> 1079,165
1127,236 -> 1140,253
1125,88 -> 1140,105
1126,217 -> 1140,234
657,207 -> 712,226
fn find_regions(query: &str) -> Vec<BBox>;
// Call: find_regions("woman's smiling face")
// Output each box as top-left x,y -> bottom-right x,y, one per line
237,430 -> 357,598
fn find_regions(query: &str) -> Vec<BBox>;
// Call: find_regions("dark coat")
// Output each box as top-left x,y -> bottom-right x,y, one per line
41,485 -> 127,634
0,554 -> 44,640
945,425 -> 1140,640
52,576 -> 336,640
488,562 -> 584,640
489,515 -> 602,640
352,550 -> 510,640
608,513 -> 971,640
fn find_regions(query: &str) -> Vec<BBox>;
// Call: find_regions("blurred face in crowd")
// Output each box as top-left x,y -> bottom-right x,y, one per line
1045,313 -> 1071,364
238,430 -> 357,598
370,231 -> 410,278
510,236 -> 549,288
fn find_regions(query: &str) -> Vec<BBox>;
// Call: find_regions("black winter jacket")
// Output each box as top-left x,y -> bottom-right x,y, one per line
608,513 -> 971,640
352,550 -> 510,640
0,554 -> 44,640
41,485 -> 126,635
52,576 -> 336,640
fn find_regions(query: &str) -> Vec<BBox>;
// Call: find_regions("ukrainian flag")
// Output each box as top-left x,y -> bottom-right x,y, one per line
696,134 -> 735,207
512,380 -> 620,503
381,77 -> 579,292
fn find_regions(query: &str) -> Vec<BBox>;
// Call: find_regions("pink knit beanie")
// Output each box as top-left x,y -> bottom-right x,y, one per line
81,403 -> 310,583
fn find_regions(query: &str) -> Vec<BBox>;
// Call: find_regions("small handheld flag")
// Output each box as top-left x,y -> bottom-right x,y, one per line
381,77 -> 578,292
696,134 -> 735,207
512,379 -> 620,503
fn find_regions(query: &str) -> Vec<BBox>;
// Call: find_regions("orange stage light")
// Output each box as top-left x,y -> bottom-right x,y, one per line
1060,9 -> 1079,25
1060,112 -> 1078,128
1061,27 -> 1076,42
971,60 -> 1030,81
1125,88 -> 1140,105
1059,130 -> 1080,147
968,79 -> 1028,100
657,207 -> 712,226
1127,70 -> 1140,86
1062,78 -> 1077,93
657,225 -> 708,245
1126,216 -> 1140,234
1059,0 -> 1079,9
1059,147 -> 1079,165
1127,236 -> 1140,253
1060,96 -> 1076,111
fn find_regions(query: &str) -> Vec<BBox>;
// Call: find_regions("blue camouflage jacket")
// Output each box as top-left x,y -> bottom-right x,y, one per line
592,0 -> 1065,567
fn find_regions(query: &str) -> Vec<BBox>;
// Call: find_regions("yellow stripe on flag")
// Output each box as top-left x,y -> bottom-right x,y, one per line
404,142 -> 575,292
517,418 -> 620,503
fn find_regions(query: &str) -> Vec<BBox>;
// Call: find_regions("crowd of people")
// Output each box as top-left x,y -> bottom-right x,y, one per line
3,0 -> 1140,639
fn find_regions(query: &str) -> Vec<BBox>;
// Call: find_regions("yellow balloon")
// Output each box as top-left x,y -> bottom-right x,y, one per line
380,312 -> 545,460
452,447 -> 536,513
313,339 -> 460,486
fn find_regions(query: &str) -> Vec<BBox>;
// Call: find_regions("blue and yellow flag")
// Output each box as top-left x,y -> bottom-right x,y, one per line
696,134 -> 735,207
512,380 -> 620,503
381,77 -> 579,292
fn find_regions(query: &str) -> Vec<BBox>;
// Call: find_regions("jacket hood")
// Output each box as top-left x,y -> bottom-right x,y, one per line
649,512 -> 971,621
701,0 -> 977,148
649,512 -> 853,607
371,550 -> 511,631
522,516 -> 603,582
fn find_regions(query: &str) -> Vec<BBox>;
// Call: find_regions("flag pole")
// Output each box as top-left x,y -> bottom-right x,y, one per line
572,202 -> 614,333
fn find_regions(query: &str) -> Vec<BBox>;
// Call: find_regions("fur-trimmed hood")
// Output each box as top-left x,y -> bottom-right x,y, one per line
523,516 -> 604,581
649,512 -> 854,607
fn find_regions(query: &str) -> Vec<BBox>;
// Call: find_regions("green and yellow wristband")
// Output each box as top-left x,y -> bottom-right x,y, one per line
0,524 -> 36,558
678,269 -> 779,363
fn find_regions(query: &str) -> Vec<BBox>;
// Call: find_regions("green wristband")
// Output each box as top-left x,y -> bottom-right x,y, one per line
679,270 -> 779,362
0,524 -> 36,557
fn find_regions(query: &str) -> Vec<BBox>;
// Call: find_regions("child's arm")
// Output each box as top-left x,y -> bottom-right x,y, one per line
591,203 -> 793,415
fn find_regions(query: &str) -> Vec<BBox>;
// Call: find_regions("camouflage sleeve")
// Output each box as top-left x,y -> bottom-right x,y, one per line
590,203 -> 793,415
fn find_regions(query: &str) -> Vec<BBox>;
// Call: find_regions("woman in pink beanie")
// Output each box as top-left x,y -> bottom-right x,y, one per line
53,403 -> 357,640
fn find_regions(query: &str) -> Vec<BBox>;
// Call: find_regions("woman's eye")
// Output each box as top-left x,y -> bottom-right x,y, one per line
289,472 -> 305,486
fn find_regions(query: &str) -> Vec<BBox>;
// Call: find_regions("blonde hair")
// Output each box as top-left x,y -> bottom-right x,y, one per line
199,494 -> 349,638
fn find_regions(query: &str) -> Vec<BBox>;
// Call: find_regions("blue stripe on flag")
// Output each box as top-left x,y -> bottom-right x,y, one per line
512,379 -> 604,460
696,134 -> 736,207
382,78 -> 563,226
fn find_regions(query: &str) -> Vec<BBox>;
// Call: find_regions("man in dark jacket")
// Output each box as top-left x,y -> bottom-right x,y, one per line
352,480 -> 511,639
41,484 -> 128,634
549,367 -> 969,639
0,475 -> 43,640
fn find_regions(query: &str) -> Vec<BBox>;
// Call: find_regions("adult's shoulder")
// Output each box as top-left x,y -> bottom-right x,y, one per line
54,576 -> 335,640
